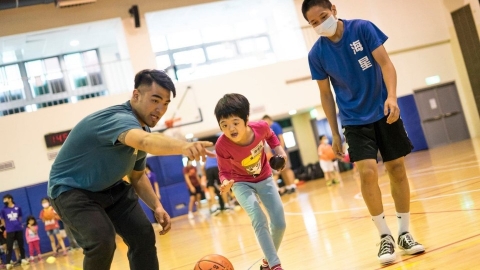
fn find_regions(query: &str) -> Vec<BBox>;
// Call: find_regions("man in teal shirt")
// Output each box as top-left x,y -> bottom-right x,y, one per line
48,69 -> 213,270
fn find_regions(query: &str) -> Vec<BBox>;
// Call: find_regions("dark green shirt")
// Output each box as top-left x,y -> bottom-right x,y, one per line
48,101 -> 149,198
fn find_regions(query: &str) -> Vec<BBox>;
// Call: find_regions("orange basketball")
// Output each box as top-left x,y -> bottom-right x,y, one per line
194,254 -> 234,270
42,208 -> 55,220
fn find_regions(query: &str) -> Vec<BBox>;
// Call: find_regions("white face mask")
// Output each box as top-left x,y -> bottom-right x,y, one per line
42,203 -> 49,208
314,14 -> 338,37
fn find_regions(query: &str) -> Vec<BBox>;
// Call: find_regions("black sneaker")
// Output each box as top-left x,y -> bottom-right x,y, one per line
378,234 -> 396,265
398,232 -> 425,255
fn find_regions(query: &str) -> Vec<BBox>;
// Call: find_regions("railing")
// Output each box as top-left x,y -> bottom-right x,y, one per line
0,59 -> 133,116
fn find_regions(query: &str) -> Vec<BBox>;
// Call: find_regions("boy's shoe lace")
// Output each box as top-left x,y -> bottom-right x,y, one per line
377,234 -> 396,265
398,232 -> 425,255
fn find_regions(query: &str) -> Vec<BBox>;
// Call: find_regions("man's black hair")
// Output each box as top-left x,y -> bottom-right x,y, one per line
301,0 -> 333,21
214,93 -> 250,124
134,69 -> 176,98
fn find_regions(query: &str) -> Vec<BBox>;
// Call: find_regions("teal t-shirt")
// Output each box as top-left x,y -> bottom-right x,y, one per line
48,101 -> 149,198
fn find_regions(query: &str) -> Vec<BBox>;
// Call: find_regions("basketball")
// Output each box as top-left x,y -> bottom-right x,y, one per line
42,208 -> 56,220
194,254 -> 234,270
269,154 -> 286,171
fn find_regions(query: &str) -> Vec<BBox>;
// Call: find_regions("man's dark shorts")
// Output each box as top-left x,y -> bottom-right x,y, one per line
344,116 -> 413,163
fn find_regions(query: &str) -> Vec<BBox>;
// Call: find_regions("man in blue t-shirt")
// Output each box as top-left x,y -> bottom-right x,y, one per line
48,69 -> 214,270
302,0 -> 424,265
262,115 -> 297,194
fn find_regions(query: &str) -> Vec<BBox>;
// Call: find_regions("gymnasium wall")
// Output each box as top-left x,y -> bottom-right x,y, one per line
1,0 -> 480,191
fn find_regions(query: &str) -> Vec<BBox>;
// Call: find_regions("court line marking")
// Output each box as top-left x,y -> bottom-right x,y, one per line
352,175 -> 480,200
284,187 -> 480,215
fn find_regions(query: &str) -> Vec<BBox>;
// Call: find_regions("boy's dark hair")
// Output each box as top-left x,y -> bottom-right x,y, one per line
3,194 -> 13,202
41,197 -> 50,203
214,93 -> 250,124
319,134 -> 327,140
134,69 -> 176,98
301,0 -> 333,21
262,115 -> 272,120
26,215 -> 37,225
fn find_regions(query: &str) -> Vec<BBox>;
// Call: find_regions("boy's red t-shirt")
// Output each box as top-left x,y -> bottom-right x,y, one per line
216,121 -> 280,183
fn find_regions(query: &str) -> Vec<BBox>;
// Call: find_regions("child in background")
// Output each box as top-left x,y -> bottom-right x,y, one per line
216,93 -> 286,270
0,224 -> 6,268
1,194 -> 29,269
25,216 -> 42,262
184,161 -> 202,219
318,135 -> 339,186
39,198 -> 67,256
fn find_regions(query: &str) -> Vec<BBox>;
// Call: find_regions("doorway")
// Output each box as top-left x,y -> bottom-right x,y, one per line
413,82 -> 470,148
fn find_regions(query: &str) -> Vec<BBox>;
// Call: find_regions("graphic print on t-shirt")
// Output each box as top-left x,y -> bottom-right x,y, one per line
7,210 -> 18,221
241,141 -> 264,177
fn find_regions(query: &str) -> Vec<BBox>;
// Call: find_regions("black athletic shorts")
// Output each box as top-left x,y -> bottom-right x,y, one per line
206,167 -> 220,188
188,185 -> 203,196
343,116 -> 413,163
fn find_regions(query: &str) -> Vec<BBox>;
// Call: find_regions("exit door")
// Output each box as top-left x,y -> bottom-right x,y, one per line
413,82 -> 470,148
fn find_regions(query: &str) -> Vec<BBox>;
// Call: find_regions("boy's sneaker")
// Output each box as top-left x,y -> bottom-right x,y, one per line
21,259 -> 30,265
270,265 -> 283,270
37,255 -> 43,262
29,256 -> 35,262
378,234 -> 396,265
398,232 -> 425,255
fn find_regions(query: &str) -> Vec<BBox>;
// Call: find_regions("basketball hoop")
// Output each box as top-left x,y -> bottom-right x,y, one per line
164,117 -> 181,129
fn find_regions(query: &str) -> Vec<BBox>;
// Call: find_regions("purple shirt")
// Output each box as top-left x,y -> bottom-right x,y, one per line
0,205 -> 23,232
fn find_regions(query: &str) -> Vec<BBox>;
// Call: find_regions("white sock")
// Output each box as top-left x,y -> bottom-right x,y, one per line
396,212 -> 410,235
372,213 -> 392,237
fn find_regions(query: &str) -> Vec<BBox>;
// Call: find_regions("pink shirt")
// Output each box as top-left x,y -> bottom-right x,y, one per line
25,225 -> 40,243
216,121 -> 280,183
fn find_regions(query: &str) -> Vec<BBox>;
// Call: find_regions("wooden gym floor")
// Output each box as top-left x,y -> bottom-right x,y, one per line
19,138 -> 480,269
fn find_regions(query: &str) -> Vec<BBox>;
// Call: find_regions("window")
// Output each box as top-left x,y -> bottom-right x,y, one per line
155,54 -> 171,70
25,57 -> 65,97
167,30 -> 202,50
64,50 -> 102,89
206,43 -> 237,60
172,49 -> 206,65
0,64 -> 24,103
146,0 -> 305,81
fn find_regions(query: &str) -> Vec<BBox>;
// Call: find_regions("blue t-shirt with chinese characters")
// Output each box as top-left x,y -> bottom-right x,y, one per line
0,205 -> 23,232
48,101 -> 149,198
204,155 -> 218,169
270,122 -> 283,137
308,19 -> 388,126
